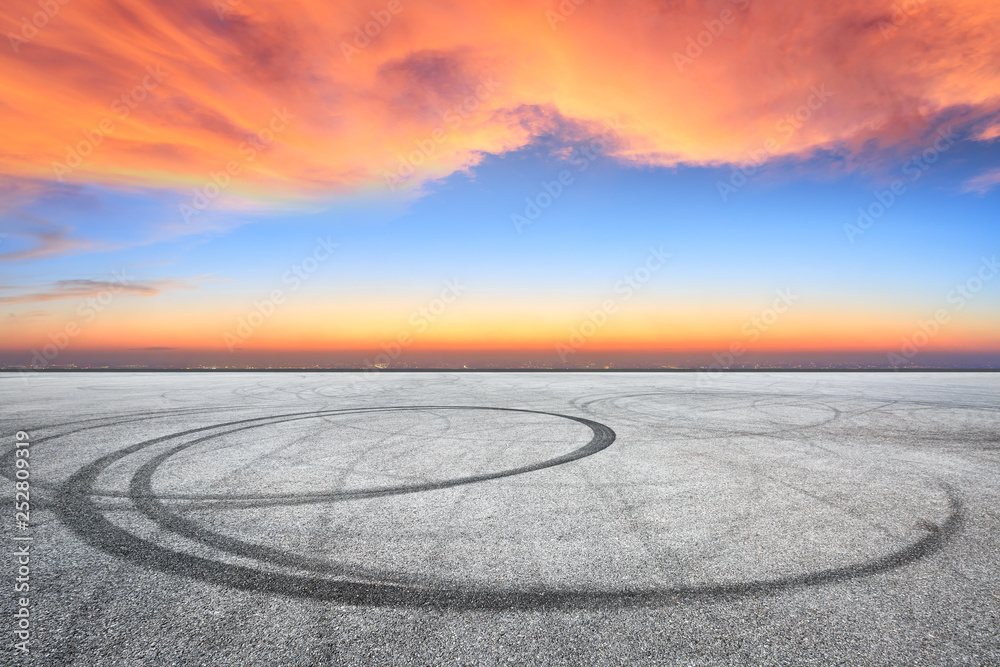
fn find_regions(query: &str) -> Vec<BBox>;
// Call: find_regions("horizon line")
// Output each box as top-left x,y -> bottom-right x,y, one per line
2,368 -> 998,373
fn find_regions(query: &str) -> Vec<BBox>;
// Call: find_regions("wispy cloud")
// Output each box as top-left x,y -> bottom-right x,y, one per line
5,310 -> 49,318
0,226 -> 93,261
0,276 -> 205,305
0,203 -> 97,261
962,168 -> 1000,194
975,123 -> 1000,142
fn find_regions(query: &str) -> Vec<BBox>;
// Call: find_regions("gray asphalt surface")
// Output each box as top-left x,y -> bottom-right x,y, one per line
1,371 -> 998,665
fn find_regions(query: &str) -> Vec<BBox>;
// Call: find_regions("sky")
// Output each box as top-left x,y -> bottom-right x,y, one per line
1,0 -> 998,368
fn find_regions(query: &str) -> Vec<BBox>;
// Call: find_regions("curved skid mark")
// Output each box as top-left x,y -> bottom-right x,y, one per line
52,403 -> 964,611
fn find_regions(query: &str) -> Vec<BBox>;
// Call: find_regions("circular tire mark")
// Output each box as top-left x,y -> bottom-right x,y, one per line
53,405 -> 962,610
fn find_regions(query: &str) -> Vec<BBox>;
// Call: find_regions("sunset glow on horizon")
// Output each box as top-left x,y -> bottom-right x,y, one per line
1,0 -> 999,368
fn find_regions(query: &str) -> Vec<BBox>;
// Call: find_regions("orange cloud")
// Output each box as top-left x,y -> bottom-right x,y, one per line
1,0 -> 998,203
976,123 -> 1000,142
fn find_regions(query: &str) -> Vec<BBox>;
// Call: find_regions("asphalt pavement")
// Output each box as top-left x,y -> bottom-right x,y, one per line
1,371 -> 998,665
